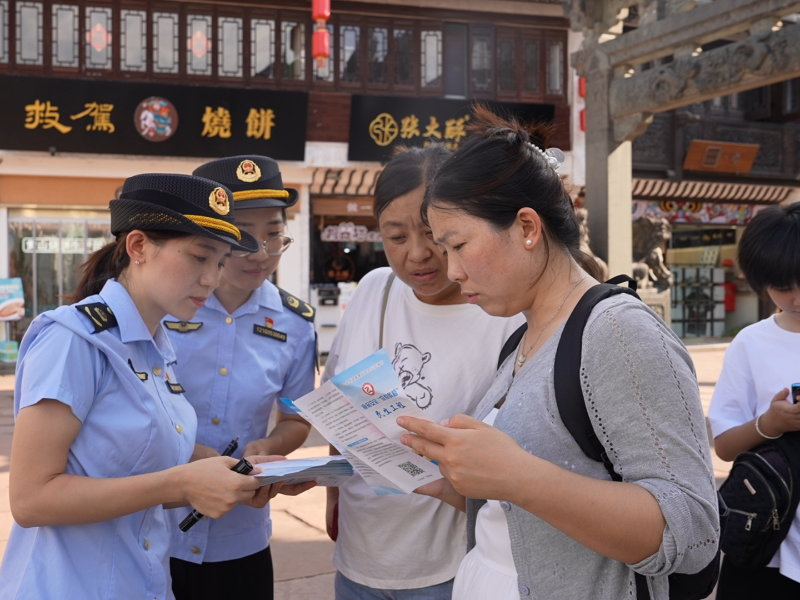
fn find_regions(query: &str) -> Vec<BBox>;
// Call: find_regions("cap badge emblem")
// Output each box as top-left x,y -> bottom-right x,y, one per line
236,160 -> 261,183
209,187 -> 230,216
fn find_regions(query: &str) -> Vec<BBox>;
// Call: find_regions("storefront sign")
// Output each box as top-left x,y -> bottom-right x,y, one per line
348,95 -> 555,162
320,222 -> 382,243
22,237 -> 107,254
0,278 -> 25,321
0,75 -> 308,159
313,197 -> 375,217
672,229 -> 737,248
632,200 -> 767,225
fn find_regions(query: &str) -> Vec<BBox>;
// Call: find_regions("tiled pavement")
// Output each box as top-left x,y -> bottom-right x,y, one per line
0,344 -> 730,599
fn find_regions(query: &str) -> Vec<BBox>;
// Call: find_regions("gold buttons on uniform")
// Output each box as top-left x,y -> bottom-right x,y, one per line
144,539 -> 150,550
212,417 -> 221,425
175,424 -> 183,434
191,547 -> 200,555
225,316 -> 233,324
152,366 -> 162,376
219,367 -> 228,376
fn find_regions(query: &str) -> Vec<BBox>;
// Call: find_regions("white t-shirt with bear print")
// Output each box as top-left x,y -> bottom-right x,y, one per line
323,267 -> 525,590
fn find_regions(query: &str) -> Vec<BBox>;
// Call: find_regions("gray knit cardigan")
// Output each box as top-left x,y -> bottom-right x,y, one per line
465,294 -> 719,600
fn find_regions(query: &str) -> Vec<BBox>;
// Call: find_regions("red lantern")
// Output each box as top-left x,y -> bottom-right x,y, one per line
312,0 -> 330,21
312,0 -> 331,68
313,28 -> 331,67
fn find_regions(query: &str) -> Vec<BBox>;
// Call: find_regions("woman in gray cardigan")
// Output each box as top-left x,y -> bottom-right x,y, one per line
397,106 -> 719,600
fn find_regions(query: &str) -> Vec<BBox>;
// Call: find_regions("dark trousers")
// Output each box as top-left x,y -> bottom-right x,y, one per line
171,546 -> 273,600
716,556 -> 800,599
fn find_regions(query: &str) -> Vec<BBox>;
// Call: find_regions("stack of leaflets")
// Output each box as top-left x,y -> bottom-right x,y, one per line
252,456 -> 354,487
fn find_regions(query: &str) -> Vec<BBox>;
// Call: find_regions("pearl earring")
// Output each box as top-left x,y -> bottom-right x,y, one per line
135,260 -> 141,265
525,240 -> 533,247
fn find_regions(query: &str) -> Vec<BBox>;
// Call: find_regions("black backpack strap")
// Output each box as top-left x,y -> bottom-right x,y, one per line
555,279 -> 649,597
553,282 -> 639,476
497,323 -> 528,370
498,276 -> 638,372
605,274 -> 639,292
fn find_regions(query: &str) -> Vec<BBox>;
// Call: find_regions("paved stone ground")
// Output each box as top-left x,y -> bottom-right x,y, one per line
0,344 -> 730,599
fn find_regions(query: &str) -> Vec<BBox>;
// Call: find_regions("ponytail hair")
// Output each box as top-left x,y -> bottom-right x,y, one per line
66,230 -> 190,304
423,104 -> 604,280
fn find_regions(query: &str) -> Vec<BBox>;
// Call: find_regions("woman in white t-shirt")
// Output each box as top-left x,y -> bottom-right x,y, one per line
709,201 -> 800,598
323,145 -> 524,600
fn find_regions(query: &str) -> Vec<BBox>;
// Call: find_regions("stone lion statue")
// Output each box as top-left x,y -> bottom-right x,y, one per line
632,216 -> 673,292
575,206 -> 609,281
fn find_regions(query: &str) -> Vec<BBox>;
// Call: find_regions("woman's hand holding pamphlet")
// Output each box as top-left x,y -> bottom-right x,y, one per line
279,349 -> 444,495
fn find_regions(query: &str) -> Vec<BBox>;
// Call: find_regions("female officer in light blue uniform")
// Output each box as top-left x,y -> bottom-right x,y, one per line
0,174 -> 284,600
165,156 -> 317,600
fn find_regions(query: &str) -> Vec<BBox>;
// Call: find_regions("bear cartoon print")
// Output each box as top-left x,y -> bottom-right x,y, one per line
391,342 -> 434,409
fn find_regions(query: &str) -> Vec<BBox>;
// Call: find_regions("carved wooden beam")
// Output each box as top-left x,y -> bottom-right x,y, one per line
609,25 -> 800,138
572,0 -> 800,72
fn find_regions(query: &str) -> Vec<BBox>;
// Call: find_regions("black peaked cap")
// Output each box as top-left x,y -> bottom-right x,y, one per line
111,173 -> 259,253
192,155 -> 299,211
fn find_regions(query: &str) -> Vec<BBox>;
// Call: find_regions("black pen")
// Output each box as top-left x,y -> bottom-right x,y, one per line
179,437 -> 243,533
221,436 -> 240,458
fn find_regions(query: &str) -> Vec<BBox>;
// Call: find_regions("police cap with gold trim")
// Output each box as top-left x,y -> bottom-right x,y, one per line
111,173 -> 259,254
192,155 -> 299,211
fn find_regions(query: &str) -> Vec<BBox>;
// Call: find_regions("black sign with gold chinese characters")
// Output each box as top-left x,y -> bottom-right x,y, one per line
0,75 -> 308,160
348,95 -> 556,162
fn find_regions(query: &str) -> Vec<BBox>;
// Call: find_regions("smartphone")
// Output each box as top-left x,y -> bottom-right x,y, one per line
792,384 -> 800,405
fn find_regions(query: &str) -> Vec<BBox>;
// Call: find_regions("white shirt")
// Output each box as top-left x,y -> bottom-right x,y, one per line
453,408 -> 519,600
323,267 -> 524,589
708,315 -> 800,584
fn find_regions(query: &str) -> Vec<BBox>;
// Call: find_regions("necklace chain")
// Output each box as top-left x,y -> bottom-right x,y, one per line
516,279 -> 584,369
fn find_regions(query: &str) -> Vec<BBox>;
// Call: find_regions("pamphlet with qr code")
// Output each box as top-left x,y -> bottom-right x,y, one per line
280,349 -> 443,495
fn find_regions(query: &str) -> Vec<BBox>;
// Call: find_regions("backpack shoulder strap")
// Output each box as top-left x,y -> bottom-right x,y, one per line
497,323 -> 528,370
378,272 -> 396,350
554,280 -> 639,480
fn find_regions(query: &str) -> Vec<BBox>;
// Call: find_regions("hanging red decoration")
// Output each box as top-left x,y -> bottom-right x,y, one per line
312,0 -> 331,68
312,0 -> 330,21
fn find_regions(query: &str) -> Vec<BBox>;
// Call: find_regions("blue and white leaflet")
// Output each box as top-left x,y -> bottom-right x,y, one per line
281,349 -> 443,495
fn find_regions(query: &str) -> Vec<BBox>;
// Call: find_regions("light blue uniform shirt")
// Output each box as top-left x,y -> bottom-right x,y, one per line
0,279 -> 197,600
164,280 -> 316,563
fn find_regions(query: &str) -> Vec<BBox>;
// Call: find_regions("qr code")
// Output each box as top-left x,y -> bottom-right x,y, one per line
397,461 -> 424,477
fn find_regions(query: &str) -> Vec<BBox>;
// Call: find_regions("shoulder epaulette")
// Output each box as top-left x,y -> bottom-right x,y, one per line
278,288 -> 315,322
76,302 -> 118,333
164,321 -> 203,333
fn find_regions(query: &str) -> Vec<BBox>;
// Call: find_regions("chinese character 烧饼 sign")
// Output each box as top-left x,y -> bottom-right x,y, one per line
1,75 -> 307,160
348,95 -> 556,162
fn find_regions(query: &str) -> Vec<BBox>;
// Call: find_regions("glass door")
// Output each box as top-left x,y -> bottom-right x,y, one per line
8,217 -> 112,341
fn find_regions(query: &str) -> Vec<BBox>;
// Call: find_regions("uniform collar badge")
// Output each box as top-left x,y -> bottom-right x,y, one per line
128,359 -> 148,381
164,321 -> 203,333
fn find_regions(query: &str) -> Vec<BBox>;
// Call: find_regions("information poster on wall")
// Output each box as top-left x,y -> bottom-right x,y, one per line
0,278 -> 25,321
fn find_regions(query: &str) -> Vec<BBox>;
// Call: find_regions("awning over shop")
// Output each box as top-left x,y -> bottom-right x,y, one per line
632,179 -> 797,205
311,168 -> 382,196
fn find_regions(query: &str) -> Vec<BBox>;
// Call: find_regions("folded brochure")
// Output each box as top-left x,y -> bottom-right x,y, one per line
281,348 -> 443,495
252,456 -> 353,487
